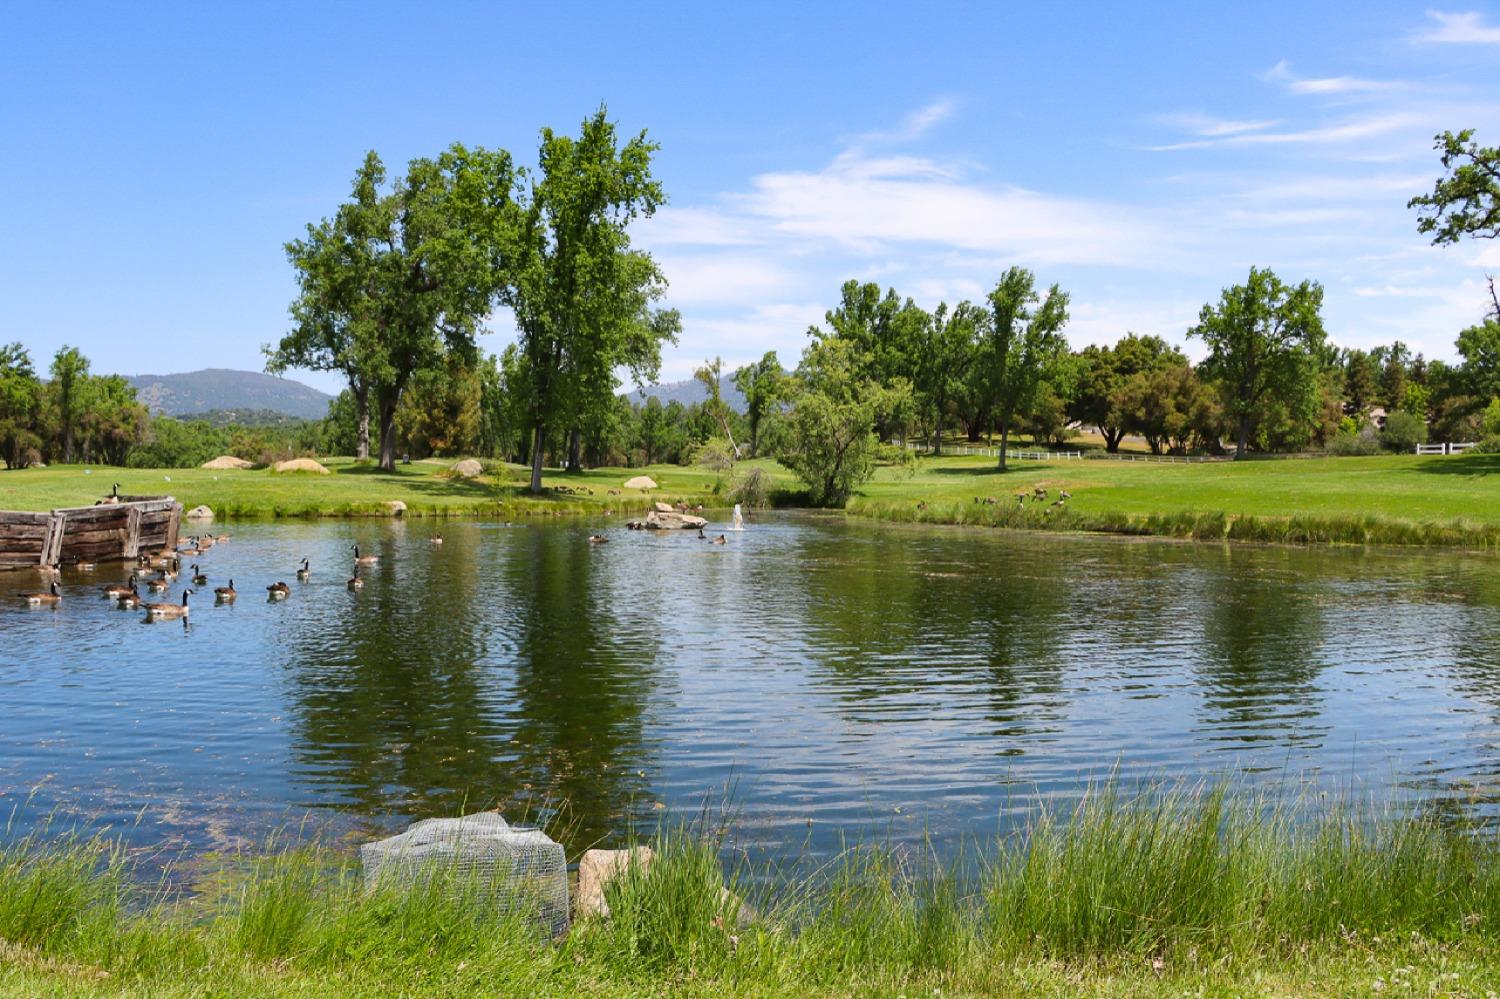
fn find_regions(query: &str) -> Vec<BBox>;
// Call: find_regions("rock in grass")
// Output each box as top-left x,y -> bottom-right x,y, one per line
624,475 -> 658,490
200,455 -> 254,470
449,458 -> 484,479
383,500 -> 406,517
271,458 -> 330,475
576,846 -> 654,920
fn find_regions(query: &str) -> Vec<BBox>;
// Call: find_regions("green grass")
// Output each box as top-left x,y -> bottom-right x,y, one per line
3,787 -> 1499,996
0,458 -> 797,520
849,451 -> 1500,548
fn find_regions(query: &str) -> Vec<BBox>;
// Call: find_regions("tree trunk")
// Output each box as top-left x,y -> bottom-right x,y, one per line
748,418 -> 759,459
567,428 -> 582,473
1103,426 -> 1123,453
1235,415 -> 1250,459
997,423 -> 1010,471
354,383 -> 371,462
377,397 -> 399,471
529,423 -> 546,493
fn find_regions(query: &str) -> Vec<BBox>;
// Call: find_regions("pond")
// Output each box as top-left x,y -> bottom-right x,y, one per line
3,513 -> 1500,859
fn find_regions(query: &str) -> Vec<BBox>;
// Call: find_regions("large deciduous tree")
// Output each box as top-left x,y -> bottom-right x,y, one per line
779,338 -> 885,506
913,301 -> 981,454
0,343 -> 43,469
1409,129 -> 1499,245
731,351 -> 786,458
271,146 -> 510,470
499,108 -> 677,492
1189,267 -> 1326,459
48,346 -> 89,464
982,267 -> 1070,470
1072,333 -> 1185,452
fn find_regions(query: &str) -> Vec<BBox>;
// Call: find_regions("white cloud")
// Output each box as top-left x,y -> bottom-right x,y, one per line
1156,112 -> 1280,137
845,98 -> 957,148
1149,113 -> 1420,151
1415,10 -> 1500,43
1262,59 -> 1400,96
657,253 -> 800,306
638,207 -> 767,248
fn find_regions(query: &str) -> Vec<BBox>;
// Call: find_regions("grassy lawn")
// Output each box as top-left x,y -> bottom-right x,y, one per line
0,459 -> 793,519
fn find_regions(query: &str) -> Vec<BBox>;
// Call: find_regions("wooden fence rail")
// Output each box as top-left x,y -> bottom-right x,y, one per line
0,496 -> 180,571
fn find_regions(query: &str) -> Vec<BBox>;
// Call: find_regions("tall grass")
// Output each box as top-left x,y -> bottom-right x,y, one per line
3,787 -> 1499,995
847,495 -> 1500,549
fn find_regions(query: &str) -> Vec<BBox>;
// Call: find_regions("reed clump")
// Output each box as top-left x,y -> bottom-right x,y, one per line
2,787 -> 1499,995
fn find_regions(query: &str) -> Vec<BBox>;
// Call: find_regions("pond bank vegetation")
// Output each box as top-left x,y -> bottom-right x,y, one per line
5,785 -> 1499,996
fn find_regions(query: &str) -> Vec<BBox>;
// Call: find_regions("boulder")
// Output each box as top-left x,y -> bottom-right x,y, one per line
623,475 -> 658,490
576,846 -> 654,920
271,458 -> 330,475
653,501 -> 674,513
449,458 -> 484,479
383,500 -> 407,517
200,455 -> 254,470
184,505 -> 214,521
644,509 -> 708,530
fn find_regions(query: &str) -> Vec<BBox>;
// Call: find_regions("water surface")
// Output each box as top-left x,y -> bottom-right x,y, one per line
3,513 -> 1499,858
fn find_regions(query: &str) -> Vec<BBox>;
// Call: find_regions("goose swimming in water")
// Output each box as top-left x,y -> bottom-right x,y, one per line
143,589 -> 191,620
102,575 -> 137,600
266,581 -> 290,601
214,579 -> 237,603
117,586 -> 142,609
19,581 -> 61,606
352,545 -> 379,566
146,575 -> 170,593
191,564 -> 208,586
296,558 -> 310,582
346,575 -> 364,591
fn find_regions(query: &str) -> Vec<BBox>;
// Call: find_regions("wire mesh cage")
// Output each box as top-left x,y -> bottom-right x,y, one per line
359,812 -> 569,937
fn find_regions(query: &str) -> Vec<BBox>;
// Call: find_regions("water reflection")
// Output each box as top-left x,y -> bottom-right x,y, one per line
4,514 -> 1500,859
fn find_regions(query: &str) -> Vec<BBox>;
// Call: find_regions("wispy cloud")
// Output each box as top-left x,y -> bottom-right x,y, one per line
1148,113 -> 1420,150
1415,10 -> 1500,43
1262,59 -> 1400,96
844,98 -> 957,148
1156,112 -> 1280,137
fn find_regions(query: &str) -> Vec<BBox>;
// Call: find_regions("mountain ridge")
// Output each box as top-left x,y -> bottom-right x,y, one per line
128,368 -> 332,420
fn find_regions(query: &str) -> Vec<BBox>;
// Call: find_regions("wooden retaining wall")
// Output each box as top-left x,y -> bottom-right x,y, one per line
0,497 -> 181,570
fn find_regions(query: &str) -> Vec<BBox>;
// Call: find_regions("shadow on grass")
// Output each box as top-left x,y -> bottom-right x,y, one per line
1409,454 -> 1500,477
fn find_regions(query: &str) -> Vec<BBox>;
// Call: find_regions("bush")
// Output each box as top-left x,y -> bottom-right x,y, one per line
728,466 -> 772,509
1327,426 -> 1381,456
1380,411 -> 1429,453
1473,434 -> 1500,454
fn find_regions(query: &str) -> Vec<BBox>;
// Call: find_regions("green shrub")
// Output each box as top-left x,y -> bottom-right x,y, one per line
1380,411 -> 1428,453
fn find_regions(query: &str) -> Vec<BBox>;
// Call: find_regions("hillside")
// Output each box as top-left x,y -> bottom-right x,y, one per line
129,368 -> 332,419
627,378 -> 746,412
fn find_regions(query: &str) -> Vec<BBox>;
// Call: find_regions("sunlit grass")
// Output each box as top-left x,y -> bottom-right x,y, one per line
3,786 -> 1499,996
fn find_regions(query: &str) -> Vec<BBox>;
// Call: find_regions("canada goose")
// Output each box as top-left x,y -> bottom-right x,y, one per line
102,575 -> 138,599
266,581 -> 290,601
296,558 -> 310,582
697,527 -> 707,540
98,483 -> 121,505
346,574 -> 364,590
1058,489 -> 1071,501
214,579 -> 237,603
713,534 -> 727,545
214,534 -> 231,543
146,576 -> 170,593
352,545 -> 378,565
19,581 -> 61,606
117,587 -> 142,609
589,534 -> 609,545
429,535 -> 444,545
191,564 -> 208,585
143,589 -> 191,620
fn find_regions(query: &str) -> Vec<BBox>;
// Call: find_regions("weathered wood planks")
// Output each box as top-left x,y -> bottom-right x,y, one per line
0,497 -> 181,569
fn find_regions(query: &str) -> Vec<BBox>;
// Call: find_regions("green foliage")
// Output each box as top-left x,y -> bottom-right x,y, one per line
1115,363 -> 1222,454
730,351 -> 787,458
727,465 -> 773,509
1409,128 -> 1500,245
0,342 -> 44,468
1380,410 -> 1429,453
982,266 -> 1070,468
1074,334 -> 1186,452
779,338 -> 883,506
1190,267 -> 1326,458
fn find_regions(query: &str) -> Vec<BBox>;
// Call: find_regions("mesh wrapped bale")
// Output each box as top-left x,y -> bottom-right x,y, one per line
359,813 -> 569,937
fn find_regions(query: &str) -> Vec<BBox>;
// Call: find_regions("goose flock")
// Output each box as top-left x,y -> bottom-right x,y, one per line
13,534 -> 393,625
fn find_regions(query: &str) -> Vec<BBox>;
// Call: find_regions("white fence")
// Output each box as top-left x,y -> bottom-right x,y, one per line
1416,442 -> 1477,455
918,445 -> 1082,460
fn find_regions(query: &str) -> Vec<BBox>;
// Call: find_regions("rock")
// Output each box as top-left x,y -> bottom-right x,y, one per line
576,846 -> 654,920
200,455 -> 254,470
184,505 -> 214,521
653,501 -> 674,513
644,510 -> 708,530
271,458 -> 331,475
383,500 -> 406,517
449,458 -> 484,479
623,475 -> 658,490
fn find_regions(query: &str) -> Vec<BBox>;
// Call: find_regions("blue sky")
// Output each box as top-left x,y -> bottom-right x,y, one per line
3,2 -> 1499,392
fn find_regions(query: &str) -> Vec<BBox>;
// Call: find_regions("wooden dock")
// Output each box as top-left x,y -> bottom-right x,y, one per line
0,497 -> 182,570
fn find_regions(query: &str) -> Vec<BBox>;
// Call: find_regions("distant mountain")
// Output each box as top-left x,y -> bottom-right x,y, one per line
129,369 -> 333,420
626,378 -> 746,413
175,408 -> 319,428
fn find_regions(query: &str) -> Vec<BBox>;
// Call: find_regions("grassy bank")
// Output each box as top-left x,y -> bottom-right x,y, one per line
3,788 -> 1499,996
0,459 -> 794,520
850,451 -> 1500,548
